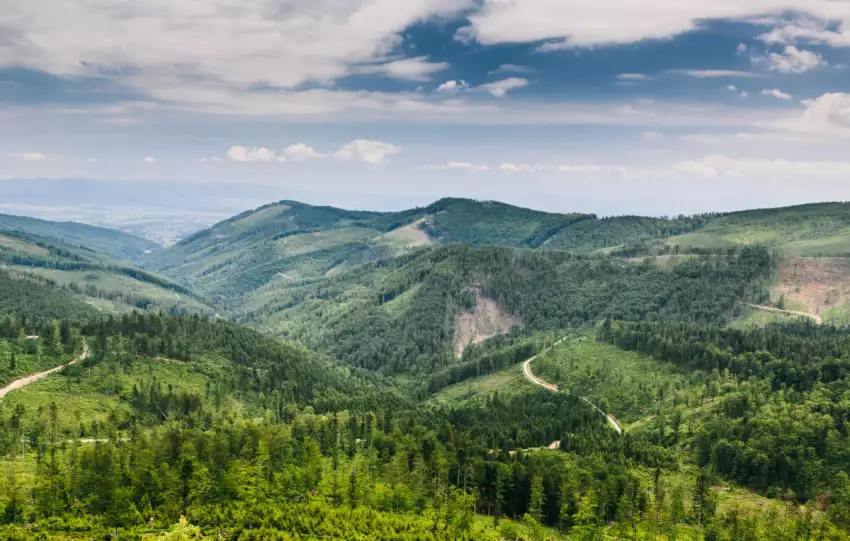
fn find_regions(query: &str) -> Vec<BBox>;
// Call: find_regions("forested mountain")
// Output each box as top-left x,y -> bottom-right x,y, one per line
142,199 -> 850,314
0,228 -> 213,316
2,200 -> 850,539
248,244 -> 773,374
0,212 -> 159,263
143,198 -> 592,304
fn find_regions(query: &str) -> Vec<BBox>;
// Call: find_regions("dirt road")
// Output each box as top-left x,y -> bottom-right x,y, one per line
0,342 -> 90,400
522,339 -> 623,435
744,303 -> 823,325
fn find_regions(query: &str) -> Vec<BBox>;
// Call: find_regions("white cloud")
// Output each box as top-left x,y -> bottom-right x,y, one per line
474,78 -> 530,97
500,162 -> 542,173
761,88 -> 792,100
552,155 -> 850,183
670,69 -> 759,78
226,146 -> 279,163
9,152 -> 46,161
282,144 -> 326,160
535,40 -> 572,52
0,0 -> 468,104
760,17 -> 850,47
726,85 -> 738,92
763,46 -> 825,73
436,80 -> 469,93
426,161 -> 491,173
670,154 -> 850,180
459,2 -> 850,48
771,92 -> 850,137
558,164 -> 629,177
333,140 -> 401,164
740,91 -> 749,98
641,131 -> 665,140
141,156 -> 155,163
736,43 -> 748,54
488,64 -> 534,74
352,56 -> 449,82
617,73 -> 652,81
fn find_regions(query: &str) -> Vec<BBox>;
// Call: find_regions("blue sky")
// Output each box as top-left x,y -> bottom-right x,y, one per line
1,1 -> 850,216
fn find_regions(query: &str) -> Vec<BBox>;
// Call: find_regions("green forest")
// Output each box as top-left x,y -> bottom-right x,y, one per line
3,199 -> 850,539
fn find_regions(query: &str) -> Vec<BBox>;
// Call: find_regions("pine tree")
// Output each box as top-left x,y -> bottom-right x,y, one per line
528,474 -> 544,522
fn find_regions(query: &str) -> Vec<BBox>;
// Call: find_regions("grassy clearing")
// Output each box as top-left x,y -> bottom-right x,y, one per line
729,307 -> 800,329
0,234 -> 50,256
0,339 -> 71,387
16,267 -> 213,315
533,332 -> 693,424
0,355 -> 234,434
429,363 -> 528,405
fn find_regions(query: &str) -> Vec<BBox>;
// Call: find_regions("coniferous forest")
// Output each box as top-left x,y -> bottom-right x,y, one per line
2,200 -> 850,540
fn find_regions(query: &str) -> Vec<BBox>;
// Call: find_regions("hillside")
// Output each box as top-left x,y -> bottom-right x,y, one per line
246,244 -> 773,374
0,212 -> 159,263
144,198 -> 592,306
0,228 -> 213,316
3,200 -> 850,540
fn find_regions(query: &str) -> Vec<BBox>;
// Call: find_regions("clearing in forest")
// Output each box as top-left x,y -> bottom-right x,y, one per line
772,258 -> 850,324
455,290 -> 521,357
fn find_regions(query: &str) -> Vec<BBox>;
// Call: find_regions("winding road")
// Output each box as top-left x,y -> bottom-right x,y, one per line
522,339 -> 623,435
744,303 -> 822,325
0,342 -> 90,400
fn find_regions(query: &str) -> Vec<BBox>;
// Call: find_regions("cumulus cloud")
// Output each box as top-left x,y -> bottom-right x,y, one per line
333,140 -> 401,164
736,43 -> 748,54
760,17 -> 850,47
352,56 -> 449,82
9,152 -> 46,161
226,146 -> 281,163
500,162 -> 542,173
761,88 -> 792,100
763,46 -> 825,73
141,156 -> 155,163
771,92 -> 850,137
617,73 -> 652,81
0,0 -> 467,105
436,80 -> 469,93
474,78 -> 530,97
282,144 -> 326,160
459,2 -> 850,48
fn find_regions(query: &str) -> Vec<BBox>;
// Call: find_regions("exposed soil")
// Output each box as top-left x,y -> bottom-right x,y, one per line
773,258 -> 850,317
454,290 -> 521,357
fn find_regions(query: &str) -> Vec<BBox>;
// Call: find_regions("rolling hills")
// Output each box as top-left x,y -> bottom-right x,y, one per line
0,227 -> 213,317
0,211 -> 159,263
3,200 -> 850,539
144,198 -> 850,309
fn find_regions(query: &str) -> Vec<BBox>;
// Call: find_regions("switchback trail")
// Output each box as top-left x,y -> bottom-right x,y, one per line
522,338 -> 623,435
744,303 -> 822,325
0,341 -> 90,399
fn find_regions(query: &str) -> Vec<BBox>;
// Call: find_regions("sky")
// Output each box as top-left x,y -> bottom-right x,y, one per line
1,1 -> 850,217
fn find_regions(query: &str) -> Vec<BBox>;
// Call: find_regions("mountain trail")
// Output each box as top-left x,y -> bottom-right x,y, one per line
0,341 -> 90,399
522,338 -> 623,436
744,303 -> 822,324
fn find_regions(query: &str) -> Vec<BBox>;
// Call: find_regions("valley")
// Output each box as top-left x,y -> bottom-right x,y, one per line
1,198 -> 850,540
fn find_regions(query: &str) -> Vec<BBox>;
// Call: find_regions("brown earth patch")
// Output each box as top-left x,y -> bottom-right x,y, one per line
455,290 -> 521,357
773,258 -> 850,316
